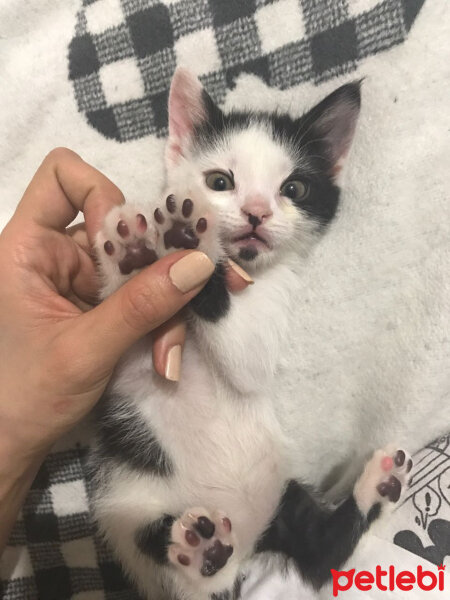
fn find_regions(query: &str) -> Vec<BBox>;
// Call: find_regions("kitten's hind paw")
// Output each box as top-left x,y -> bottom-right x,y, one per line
95,204 -> 158,297
168,507 -> 234,581
354,445 -> 413,517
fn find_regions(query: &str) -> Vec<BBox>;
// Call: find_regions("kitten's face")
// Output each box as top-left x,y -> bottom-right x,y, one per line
165,69 -> 360,270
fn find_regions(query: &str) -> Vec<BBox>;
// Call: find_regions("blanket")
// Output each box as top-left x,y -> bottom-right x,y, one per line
1,0 -> 449,598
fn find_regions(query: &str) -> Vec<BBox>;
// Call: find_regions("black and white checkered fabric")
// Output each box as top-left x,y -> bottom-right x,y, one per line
0,446 -> 140,600
69,0 -> 425,142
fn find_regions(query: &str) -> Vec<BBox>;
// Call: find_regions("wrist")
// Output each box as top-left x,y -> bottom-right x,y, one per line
0,442 -> 45,554
0,423 -> 49,484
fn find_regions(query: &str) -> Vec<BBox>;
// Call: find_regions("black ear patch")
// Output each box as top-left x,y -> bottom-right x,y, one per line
69,0 -> 424,142
297,81 -> 361,174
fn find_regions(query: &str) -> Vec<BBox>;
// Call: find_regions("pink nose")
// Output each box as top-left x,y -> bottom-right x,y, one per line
241,197 -> 273,227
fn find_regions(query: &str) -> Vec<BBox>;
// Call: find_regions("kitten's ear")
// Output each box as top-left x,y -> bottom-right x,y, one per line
300,82 -> 361,177
166,68 -> 222,165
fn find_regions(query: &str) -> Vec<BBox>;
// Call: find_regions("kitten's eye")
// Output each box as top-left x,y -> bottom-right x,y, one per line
280,180 -> 308,200
205,171 -> 235,192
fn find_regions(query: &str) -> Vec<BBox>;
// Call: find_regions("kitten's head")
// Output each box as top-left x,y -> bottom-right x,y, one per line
165,68 -> 360,270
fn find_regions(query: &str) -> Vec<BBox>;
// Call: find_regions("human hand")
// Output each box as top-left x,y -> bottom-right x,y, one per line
0,148 -> 251,466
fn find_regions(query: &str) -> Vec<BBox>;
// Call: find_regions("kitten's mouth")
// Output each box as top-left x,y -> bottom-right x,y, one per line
232,230 -> 270,247
230,228 -> 271,261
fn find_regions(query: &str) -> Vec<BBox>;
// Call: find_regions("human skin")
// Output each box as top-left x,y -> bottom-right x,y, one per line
0,148 -> 251,552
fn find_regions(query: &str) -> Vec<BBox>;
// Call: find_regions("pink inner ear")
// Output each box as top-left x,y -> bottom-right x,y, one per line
168,69 -> 206,161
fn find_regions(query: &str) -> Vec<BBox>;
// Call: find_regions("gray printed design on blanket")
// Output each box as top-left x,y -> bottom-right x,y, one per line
68,0 -> 425,143
394,434 -> 450,566
0,446 -> 140,600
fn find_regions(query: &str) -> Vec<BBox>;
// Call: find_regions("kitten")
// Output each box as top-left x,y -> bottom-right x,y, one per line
90,69 -> 412,600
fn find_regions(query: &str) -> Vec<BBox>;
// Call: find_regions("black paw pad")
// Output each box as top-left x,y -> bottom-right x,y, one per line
377,475 -> 402,503
178,554 -> 190,566
185,530 -> 200,547
201,540 -> 233,577
104,241 -> 114,255
118,241 -> 158,274
166,194 -> 176,213
194,516 -> 215,539
196,218 -> 207,233
164,221 -> 200,250
117,220 -> 129,238
182,198 -> 193,218
394,450 -> 405,467
154,208 -> 165,224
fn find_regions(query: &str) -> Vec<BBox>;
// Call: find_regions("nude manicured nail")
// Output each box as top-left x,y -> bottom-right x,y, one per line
165,345 -> 182,382
169,252 -> 214,293
227,259 -> 254,284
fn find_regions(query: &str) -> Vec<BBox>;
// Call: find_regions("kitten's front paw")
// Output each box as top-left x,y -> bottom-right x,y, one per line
168,507 -> 234,580
154,194 -> 222,263
96,205 -> 158,296
354,445 -> 413,516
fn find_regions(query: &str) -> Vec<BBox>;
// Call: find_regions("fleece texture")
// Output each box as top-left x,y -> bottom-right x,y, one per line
0,0 -> 449,598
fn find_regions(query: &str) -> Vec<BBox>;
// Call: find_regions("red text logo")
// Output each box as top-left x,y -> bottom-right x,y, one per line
331,564 -> 445,596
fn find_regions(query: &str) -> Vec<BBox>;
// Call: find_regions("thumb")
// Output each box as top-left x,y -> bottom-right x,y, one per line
73,250 -> 214,370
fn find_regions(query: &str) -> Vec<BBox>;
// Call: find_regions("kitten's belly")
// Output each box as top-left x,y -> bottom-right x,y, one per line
103,338 -> 285,552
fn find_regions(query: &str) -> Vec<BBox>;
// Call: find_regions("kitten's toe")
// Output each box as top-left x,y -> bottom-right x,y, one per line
354,445 -> 412,516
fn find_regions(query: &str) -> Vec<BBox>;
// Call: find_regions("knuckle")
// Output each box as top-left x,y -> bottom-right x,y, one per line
44,147 -> 79,165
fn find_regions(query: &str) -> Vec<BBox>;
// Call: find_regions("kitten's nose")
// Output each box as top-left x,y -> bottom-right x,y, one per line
241,197 -> 273,227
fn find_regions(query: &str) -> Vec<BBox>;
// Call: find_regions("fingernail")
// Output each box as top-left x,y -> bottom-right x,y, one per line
227,259 -> 254,284
165,345 -> 181,382
169,252 -> 214,293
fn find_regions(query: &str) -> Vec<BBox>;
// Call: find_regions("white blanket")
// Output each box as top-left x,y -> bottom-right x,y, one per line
1,0 -> 449,598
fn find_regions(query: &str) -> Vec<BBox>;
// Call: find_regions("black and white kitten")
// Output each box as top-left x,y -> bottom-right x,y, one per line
90,69 -> 411,600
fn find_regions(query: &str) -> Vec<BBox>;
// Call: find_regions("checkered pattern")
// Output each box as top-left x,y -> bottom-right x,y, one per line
69,0 -> 425,142
0,446 -> 140,600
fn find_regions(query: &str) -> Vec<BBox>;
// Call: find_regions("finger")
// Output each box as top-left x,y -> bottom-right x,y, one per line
66,223 -> 92,255
152,315 -> 187,381
67,251 -> 214,371
225,259 -> 254,293
69,249 -> 100,305
15,148 -> 124,243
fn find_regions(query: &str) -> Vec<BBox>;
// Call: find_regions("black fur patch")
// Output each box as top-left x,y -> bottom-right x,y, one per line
94,395 -> 173,477
190,262 -> 230,322
367,501 -> 381,524
256,480 -> 377,589
211,592 -> 230,600
135,515 -> 174,564
211,577 -> 242,600
238,246 -> 258,262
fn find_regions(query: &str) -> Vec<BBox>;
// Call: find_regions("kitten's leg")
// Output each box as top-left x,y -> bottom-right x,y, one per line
154,193 -> 230,322
256,446 -> 412,589
95,204 -> 158,298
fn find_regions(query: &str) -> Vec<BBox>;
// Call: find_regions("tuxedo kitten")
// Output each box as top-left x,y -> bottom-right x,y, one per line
90,69 -> 412,600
